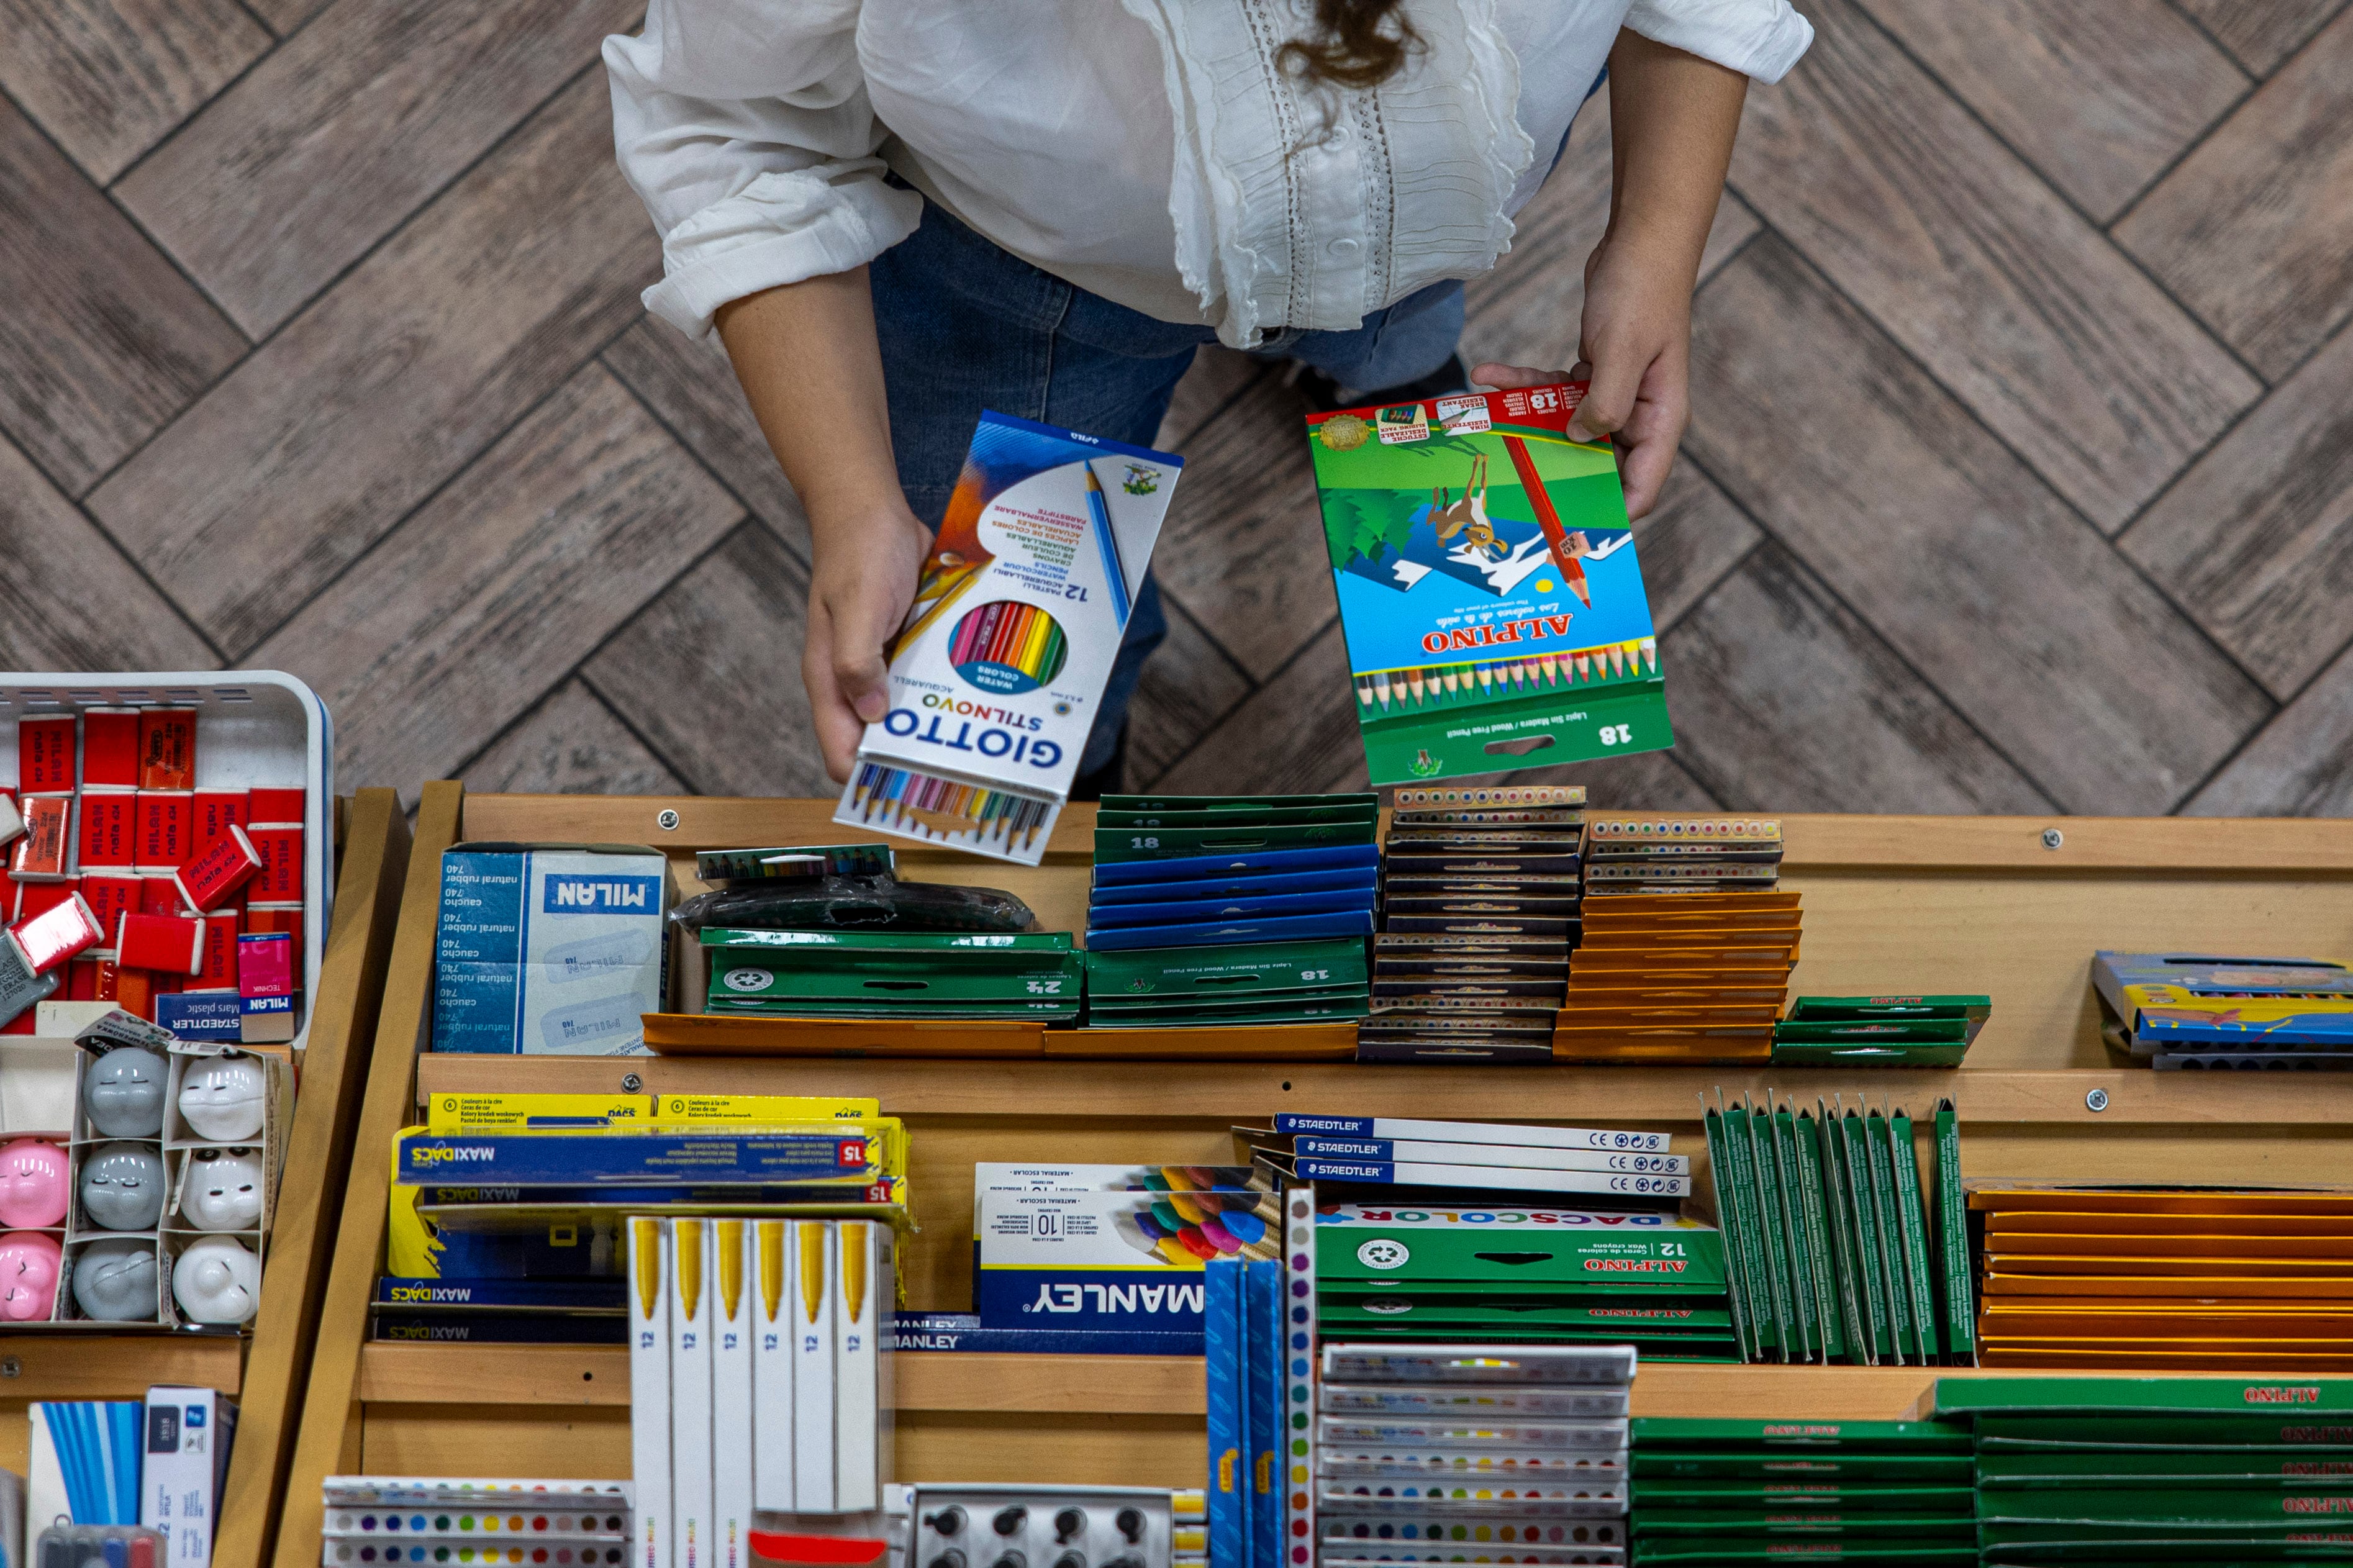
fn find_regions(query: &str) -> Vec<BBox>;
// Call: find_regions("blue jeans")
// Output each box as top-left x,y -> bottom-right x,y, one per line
870,202 -> 1467,774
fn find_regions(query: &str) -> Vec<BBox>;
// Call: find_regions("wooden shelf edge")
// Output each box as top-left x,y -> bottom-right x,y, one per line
413,1056 -> 2350,1126
358,1345 -> 1205,1413
0,1332 -> 243,1399
355,1344 -> 2296,1421
457,799 -> 2353,874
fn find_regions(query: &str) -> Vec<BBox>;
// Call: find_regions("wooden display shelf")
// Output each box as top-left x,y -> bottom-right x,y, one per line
0,1333 -> 241,1402
282,789 -> 2353,1543
358,1346 -> 1203,1413
414,1054 -> 2347,1127
351,1346 -> 2283,1423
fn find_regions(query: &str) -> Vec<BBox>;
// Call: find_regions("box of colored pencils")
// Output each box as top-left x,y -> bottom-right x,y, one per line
836,410 -> 1184,864
1772,996 -> 1988,1067
1362,785 -> 1581,1064
699,928 -> 1082,1021
1303,383 -> 1669,784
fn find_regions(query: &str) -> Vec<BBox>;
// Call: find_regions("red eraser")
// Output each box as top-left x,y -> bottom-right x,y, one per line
12,878 -> 75,925
81,709 -> 141,789
77,789 -> 134,869
8,796 -> 69,881
140,875 -> 186,915
194,909 -> 242,990
114,964 -> 163,1020
192,788 -> 248,856
0,795 -> 21,851
247,824 -> 303,902
0,1001 -> 30,1035
67,954 -> 104,1000
237,930 -> 296,998
174,823 -> 261,912
117,910 -> 204,975
135,791 -> 193,871
247,786 -> 305,827
137,708 -> 196,791
16,716 -> 76,794
15,893 -> 102,972
245,903 -> 304,954
80,875 -> 140,939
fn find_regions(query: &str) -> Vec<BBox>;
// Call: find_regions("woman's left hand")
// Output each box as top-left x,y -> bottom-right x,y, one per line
1472,232 -> 1690,521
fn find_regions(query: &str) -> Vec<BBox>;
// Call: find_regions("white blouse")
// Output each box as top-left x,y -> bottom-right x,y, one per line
605,0 -> 1811,349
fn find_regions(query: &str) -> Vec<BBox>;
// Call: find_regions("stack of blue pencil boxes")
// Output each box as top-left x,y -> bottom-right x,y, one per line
1081,795 -> 1377,1028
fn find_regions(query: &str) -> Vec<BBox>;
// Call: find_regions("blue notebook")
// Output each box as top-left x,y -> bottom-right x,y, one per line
1089,866 -> 1380,905
1090,843 -> 1381,887
1082,909 -> 1377,951
1087,889 -> 1376,928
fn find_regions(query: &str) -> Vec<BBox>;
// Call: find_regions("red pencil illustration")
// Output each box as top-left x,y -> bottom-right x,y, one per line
1500,432 -> 1594,608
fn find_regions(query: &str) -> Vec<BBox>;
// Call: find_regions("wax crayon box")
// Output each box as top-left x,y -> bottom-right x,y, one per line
1304,384 -> 1669,784
699,928 -> 1082,1022
837,412 -> 1182,864
1629,1417 -> 1976,1563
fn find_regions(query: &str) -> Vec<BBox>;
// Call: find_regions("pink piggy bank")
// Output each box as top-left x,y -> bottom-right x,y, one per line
0,1140 -> 69,1230
0,1232 -> 61,1321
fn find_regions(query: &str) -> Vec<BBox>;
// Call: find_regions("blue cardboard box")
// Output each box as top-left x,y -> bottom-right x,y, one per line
430,843 -> 672,1054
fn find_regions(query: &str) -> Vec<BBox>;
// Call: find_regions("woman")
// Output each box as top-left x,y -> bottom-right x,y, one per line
605,0 -> 1810,791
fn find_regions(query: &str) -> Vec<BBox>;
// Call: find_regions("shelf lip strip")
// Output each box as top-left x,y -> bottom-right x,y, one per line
458,798 -> 2353,874
410,1056 -> 2352,1126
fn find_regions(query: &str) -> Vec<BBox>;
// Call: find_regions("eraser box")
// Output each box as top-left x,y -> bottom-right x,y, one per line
0,674 -> 332,1051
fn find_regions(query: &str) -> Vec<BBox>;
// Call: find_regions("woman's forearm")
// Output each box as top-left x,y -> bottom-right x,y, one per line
717,268 -> 909,548
1602,32 -> 1749,284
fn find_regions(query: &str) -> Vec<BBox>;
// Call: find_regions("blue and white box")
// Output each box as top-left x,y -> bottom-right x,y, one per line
972,1166 -> 1274,1334
141,1386 -> 237,1568
154,994 -> 242,1043
430,843 -> 673,1054
30,1400 -> 143,1526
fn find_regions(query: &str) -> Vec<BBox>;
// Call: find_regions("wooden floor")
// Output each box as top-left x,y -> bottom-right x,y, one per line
6,0 -> 2352,814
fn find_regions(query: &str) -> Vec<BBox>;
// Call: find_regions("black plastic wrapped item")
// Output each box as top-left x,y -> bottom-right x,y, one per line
669,876 -> 1038,934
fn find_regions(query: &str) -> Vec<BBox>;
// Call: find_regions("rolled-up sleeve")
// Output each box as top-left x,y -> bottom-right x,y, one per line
1623,0 -> 1813,83
604,0 -> 923,339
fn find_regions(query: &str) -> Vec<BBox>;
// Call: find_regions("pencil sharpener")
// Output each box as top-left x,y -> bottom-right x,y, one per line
908,1485 -> 1172,1568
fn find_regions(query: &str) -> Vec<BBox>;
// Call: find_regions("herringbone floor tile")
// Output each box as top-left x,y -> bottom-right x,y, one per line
2,0 -> 2349,818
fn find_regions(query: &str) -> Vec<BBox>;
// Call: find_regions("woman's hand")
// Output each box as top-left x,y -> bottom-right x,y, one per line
1478,30 -> 1748,522
803,502 -> 930,782
1472,233 -> 1690,519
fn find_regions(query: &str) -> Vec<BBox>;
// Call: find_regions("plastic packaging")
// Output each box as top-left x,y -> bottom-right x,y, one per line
669,876 -> 1037,935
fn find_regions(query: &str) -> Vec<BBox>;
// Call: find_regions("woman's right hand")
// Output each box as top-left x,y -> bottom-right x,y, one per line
804,502 -> 932,783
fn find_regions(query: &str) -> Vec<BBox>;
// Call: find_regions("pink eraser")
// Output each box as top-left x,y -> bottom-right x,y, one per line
237,931 -> 296,999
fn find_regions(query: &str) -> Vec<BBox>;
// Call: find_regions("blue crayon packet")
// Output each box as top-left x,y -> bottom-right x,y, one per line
1082,909 -> 1376,951
1089,843 -> 1381,887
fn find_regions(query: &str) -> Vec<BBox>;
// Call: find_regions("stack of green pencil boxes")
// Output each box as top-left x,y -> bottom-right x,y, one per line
699,928 -> 1081,1021
1630,1417 -> 1976,1564
1936,1375 -> 2353,1562
1315,1202 -> 1739,1361
1771,995 -> 1992,1067
1700,1092 -> 1974,1366
1083,794 -> 1377,1027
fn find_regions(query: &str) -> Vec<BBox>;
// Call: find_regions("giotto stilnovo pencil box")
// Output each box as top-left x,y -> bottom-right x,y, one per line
1304,382 -> 1669,784
837,411 -> 1182,864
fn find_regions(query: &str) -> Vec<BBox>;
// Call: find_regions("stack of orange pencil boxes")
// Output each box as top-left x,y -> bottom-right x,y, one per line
4,710 -> 304,1040
1553,817 -> 1799,1063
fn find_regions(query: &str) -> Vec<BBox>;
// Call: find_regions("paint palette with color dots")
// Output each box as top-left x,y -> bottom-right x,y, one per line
321,1478 -> 632,1568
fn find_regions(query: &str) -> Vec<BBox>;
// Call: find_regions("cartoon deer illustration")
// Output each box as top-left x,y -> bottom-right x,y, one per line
1431,453 -> 1503,560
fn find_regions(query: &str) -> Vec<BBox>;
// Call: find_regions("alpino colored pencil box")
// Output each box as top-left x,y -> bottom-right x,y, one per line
1305,383 -> 1667,784
836,411 -> 1182,864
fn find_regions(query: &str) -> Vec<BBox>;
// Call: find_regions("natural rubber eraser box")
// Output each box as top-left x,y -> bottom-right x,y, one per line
430,843 -> 673,1055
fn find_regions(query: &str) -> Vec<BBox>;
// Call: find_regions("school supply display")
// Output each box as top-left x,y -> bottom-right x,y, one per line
428,843 -> 674,1056
1555,821 -> 1795,1064
1313,1341 -> 1636,1568
836,412 -> 1184,864
1363,785 -> 1582,1064
1628,1416 -> 1975,1566
2092,950 -> 2353,1067
1315,1200 -> 1734,1362
699,927 -> 1082,1023
1934,1375 -> 2353,1559
320,1477 -> 633,1568
1770,995 -> 1990,1068
629,1215 -> 894,1568
1969,1185 -> 2353,1369
1304,382 -> 1669,784
1700,1092 -> 1972,1367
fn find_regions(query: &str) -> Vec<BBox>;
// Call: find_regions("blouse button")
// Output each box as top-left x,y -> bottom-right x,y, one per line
1326,237 -> 1361,259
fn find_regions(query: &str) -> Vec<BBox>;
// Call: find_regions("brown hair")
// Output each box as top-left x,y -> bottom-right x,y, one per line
1277,0 -> 1421,89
